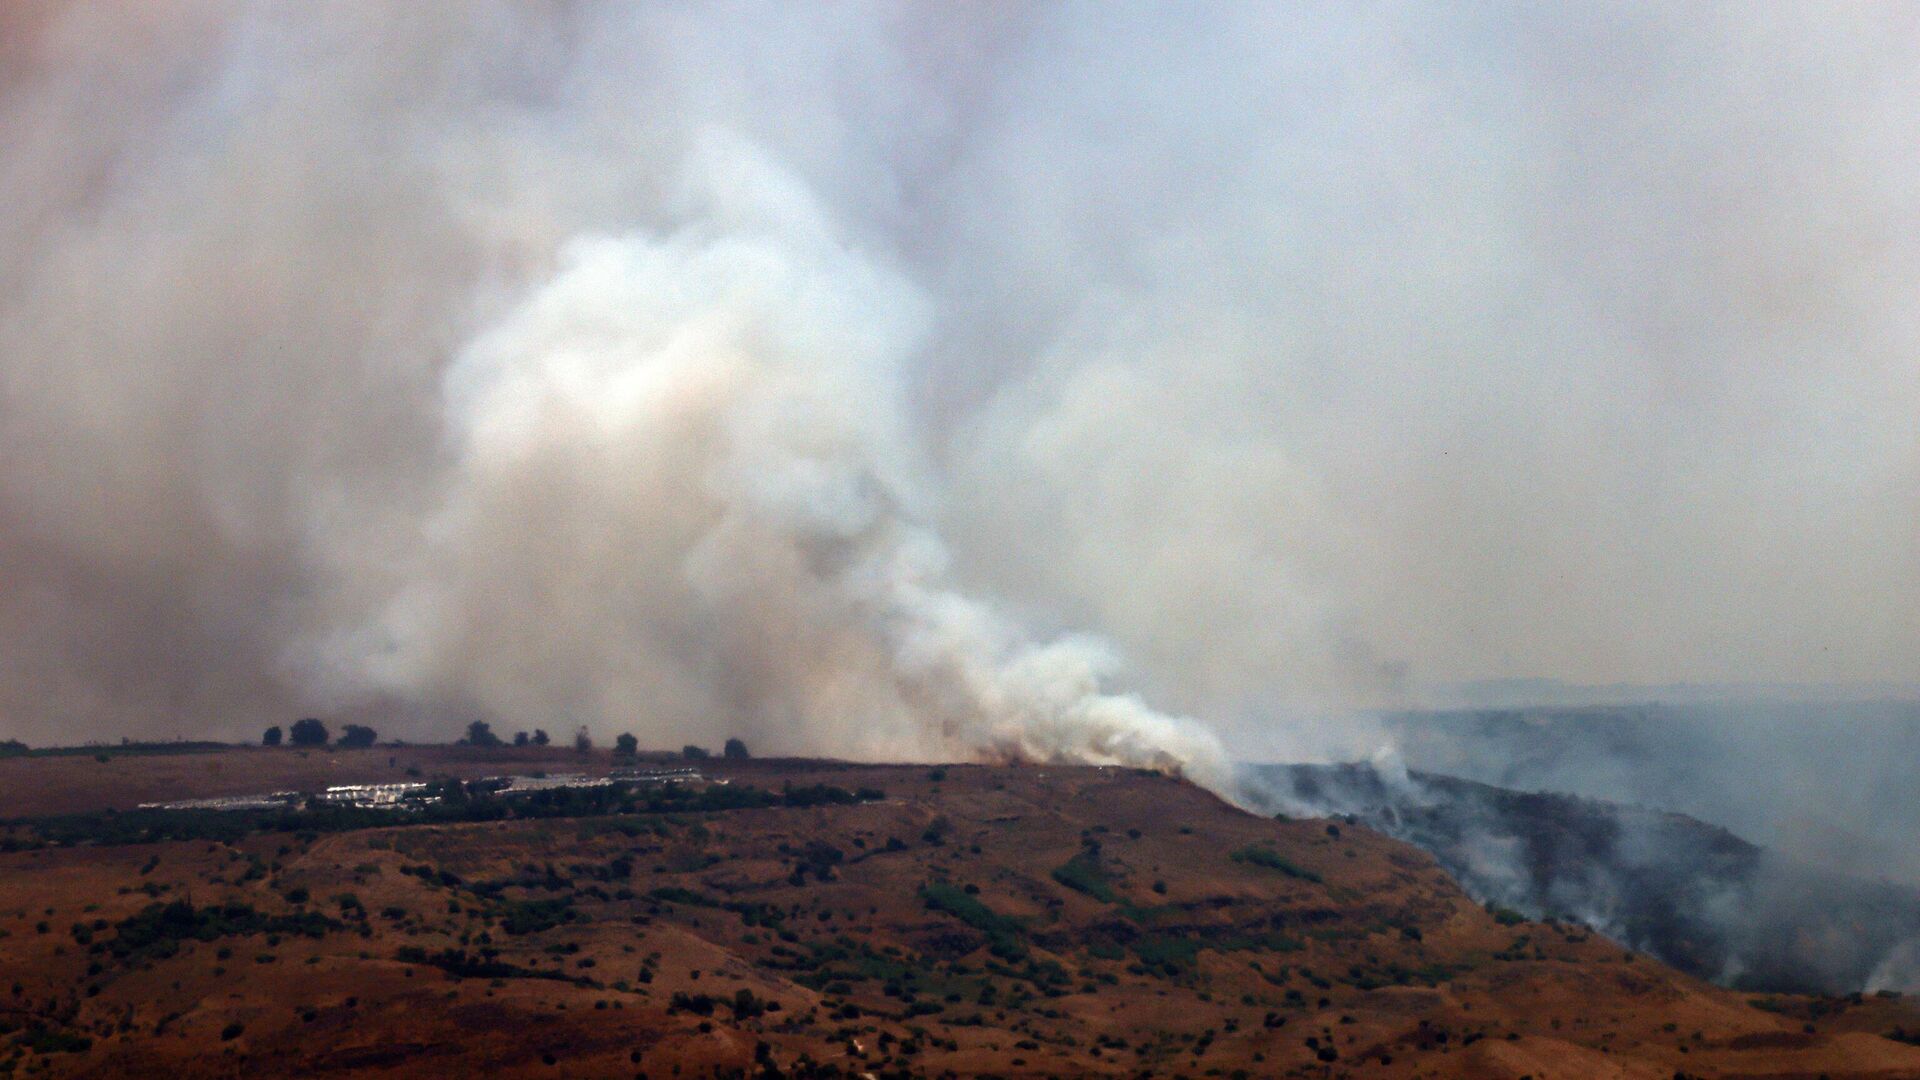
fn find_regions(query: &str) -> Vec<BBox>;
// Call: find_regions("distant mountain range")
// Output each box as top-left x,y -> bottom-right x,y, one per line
1416,678 -> 1920,709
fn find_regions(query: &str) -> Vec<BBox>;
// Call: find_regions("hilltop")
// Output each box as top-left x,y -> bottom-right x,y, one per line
1,748 -> 1919,1077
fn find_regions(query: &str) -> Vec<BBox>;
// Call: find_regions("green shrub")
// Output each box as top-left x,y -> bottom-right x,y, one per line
499,899 -> 574,936
395,946 -> 587,984
1229,846 -> 1322,883
1489,904 -> 1526,926
920,883 -> 1026,960
1051,850 -> 1116,902
1131,935 -> 1200,973
107,901 -> 337,963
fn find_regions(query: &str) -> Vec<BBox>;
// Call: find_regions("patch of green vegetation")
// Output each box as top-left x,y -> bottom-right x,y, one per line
1210,931 -> 1305,954
644,887 -> 786,931
1355,961 -> 1464,989
1050,849 -> 1116,903
780,939 -> 980,1007
1116,902 -> 1182,926
107,900 -> 338,964
1488,904 -> 1526,926
920,883 -> 1027,960
395,946 -> 589,985
1229,845 -> 1323,883
1131,934 -> 1201,974
499,898 -> 575,936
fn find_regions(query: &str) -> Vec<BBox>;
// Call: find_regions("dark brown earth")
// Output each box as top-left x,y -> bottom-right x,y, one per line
2,747 -> 1919,1078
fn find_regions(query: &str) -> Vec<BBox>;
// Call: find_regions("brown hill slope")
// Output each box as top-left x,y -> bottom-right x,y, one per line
2,753 -> 1918,1077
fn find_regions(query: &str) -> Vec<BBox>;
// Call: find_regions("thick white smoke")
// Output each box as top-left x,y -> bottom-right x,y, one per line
324,133 -> 1231,783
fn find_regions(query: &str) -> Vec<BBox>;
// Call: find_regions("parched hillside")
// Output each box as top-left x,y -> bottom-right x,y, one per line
2,752 -> 1919,1077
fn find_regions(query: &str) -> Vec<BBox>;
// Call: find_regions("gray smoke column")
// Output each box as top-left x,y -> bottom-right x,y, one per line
341,132 -> 1231,782
2,4 -> 1917,783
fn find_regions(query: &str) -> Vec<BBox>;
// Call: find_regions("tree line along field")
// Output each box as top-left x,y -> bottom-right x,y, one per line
1,753 -> 1919,1077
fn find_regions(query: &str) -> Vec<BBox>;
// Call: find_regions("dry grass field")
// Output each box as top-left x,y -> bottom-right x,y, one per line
1,748 -> 1918,1077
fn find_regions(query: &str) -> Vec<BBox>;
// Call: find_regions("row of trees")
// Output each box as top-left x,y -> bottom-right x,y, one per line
462,720 -> 752,760
685,738 -> 752,761
262,720 -> 375,748
263,719 -> 751,760
460,721 -> 548,748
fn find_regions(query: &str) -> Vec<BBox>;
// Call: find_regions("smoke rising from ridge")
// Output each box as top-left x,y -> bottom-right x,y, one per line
348,134 -> 1231,782
2,4 -> 1917,772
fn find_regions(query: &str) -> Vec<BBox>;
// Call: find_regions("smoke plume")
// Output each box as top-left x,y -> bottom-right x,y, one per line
348,133 -> 1231,781
1,4 -> 1916,789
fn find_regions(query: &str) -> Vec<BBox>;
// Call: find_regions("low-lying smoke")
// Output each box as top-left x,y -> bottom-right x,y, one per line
1241,760 -> 1920,994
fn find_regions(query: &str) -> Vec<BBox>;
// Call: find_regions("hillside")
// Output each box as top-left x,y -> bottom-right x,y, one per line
2,750 -> 1919,1077
1250,762 -> 1920,995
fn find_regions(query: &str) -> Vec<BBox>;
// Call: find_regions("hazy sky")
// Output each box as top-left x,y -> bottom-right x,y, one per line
1,2 -> 1915,751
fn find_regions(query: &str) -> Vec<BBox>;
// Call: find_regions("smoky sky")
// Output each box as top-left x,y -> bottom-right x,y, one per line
1,2 -> 1916,753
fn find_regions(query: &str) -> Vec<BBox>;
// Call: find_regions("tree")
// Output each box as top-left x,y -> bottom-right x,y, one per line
339,724 -> 377,749
531,729 -> 550,746
289,718 -> 329,747
723,737 -> 750,760
573,726 -> 593,753
682,745 -> 710,761
262,726 -> 283,748
429,777 -> 469,805
464,720 -> 502,748
513,731 -> 530,747
614,732 -> 639,757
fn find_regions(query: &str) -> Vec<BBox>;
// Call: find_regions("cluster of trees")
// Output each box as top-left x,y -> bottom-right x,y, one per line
462,721 -> 504,748
682,738 -> 751,761
262,720 -> 375,748
461,722 -> 752,760
262,718 -> 755,760
463,721 -> 600,750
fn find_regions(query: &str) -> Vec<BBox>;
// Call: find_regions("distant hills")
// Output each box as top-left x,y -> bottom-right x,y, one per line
1243,762 -> 1920,995
1416,678 -> 1920,710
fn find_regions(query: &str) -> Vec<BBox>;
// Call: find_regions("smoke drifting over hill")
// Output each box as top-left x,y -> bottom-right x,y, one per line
2,3 -> 1917,775
1244,759 -> 1920,994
